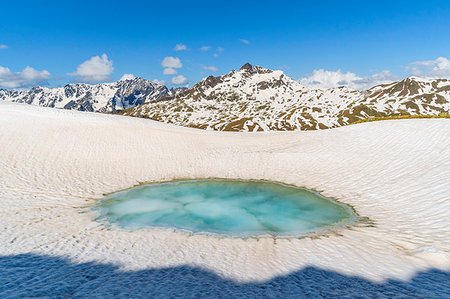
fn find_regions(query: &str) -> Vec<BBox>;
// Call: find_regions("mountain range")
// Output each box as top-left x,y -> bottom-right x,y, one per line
0,78 -> 186,112
1,63 -> 449,131
122,63 -> 450,131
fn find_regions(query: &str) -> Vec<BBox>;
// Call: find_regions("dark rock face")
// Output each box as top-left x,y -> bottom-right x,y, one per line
240,62 -> 253,70
202,75 -> 224,89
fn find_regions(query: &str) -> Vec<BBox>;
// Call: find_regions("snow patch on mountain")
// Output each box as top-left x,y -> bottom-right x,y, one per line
0,78 -> 183,112
123,63 -> 449,131
1,63 -> 449,131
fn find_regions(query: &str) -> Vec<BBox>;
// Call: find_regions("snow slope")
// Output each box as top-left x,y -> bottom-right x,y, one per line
0,102 -> 449,297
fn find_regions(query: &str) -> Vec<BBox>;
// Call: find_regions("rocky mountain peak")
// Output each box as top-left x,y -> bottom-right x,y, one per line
2,63 -> 449,132
240,62 -> 253,71
367,76 -> 439,97
238,63 -> 273,76
0,77 -> 172,113
122,63 -> 449,132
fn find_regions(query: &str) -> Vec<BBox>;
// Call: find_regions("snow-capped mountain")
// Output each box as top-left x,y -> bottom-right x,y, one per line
0,78 -> 186,113
352,77 -> 450,121
122,63 -> 450,131
1,63 -> 449,131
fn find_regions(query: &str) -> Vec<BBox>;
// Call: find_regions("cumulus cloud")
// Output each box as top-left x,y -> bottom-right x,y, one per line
406,57 -> 450,78
200,46 -> 211,51
0,66 -> 50,88
152,79 -> 166,86
161,57 -> 182,68
171,75 -> 188,85
163,68 -> 178,75
174,44 -> 187,51
299,69 -> 398,90
299,69 -> 359,89
240,39 -> 250,44
202,66 -> 219,72
119,73 -> 135,81
0,45 -> 7,49
69,53 -> 113,83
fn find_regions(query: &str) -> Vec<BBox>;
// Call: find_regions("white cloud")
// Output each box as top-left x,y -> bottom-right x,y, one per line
0,45 -> 7,49
163,68 -> 178,75
202,66 -> 219,72
213,47 -> 224,57
0,66 -> 50,88
407,57 -> 450,78
69,53 -> 113,83
152,79 -> 166,85
161,56 -> 182,68
240,39 -> 250,44
200,46 -> 211,51
171,75 -> 188,85
174,44 -> 187,51
119,73 -> 135,81
299,69 -> 398,90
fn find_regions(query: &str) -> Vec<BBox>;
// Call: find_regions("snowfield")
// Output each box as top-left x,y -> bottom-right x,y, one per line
0,102 -> 449,297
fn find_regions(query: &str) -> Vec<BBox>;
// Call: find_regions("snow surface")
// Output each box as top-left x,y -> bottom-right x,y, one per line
0,102 -> 449,297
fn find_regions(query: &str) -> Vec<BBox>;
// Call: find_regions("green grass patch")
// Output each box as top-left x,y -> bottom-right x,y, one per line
350,112 -> 450,125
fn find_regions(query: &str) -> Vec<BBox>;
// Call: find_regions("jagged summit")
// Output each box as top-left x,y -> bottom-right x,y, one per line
177,63 -> 284,97
0,78 -> 174,112
238,63 -> 273,76
1,63 -> 449,132
368,76 -> 450,98
122,63 -> 450,131
240,62 -> 252,70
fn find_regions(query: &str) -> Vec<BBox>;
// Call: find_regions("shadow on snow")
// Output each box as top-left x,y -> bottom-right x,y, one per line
0,253 -> 449,298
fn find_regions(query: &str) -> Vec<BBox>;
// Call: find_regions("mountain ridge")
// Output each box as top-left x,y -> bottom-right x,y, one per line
1,63 -> 449,131
121,63 -> 450,131
0,77 -> 187,113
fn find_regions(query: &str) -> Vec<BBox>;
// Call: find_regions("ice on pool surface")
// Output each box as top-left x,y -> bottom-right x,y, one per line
95,180 -> 357,237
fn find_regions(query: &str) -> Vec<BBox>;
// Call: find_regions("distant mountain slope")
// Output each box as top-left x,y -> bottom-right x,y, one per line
0,78 -> 186,112
122,64 -> 450,131
348,77 -> 450,121
1,64 -> 449,131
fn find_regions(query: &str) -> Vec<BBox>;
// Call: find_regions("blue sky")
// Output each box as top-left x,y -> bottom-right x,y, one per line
1,0 -> 449,89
